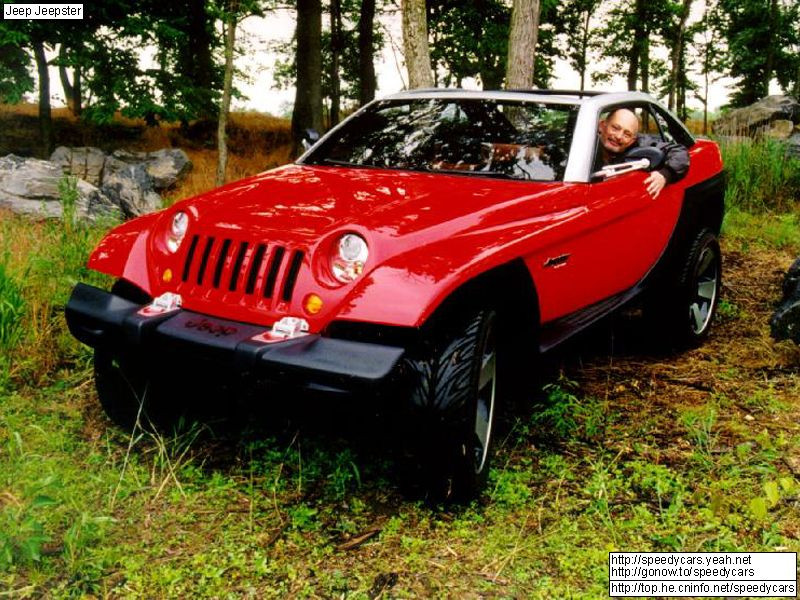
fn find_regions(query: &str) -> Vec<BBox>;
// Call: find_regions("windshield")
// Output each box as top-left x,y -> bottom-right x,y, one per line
303,99 -> 578,182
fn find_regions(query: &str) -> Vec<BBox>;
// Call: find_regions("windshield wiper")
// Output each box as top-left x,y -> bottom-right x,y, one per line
426,168 -> 518,180
317,158 -> 362,167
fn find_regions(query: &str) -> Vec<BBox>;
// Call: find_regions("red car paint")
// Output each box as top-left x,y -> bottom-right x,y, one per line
88,139 -> 722,334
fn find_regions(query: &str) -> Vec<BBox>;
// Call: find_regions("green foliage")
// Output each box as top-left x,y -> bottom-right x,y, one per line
0,475 -> 58,570
532,376 -> 609,443
720,138 -> 800,213
717,0 -> 800,106
0,261 -> 25,351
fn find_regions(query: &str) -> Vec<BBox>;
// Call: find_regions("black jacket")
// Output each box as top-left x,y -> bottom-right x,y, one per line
606,135 -> 690,183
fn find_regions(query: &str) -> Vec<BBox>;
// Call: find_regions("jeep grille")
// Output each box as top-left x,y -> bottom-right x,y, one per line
179,234 -> 304,306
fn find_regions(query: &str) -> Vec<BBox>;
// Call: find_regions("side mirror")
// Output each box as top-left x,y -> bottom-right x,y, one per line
301,129 -> 320,152
591,147 -> 666,181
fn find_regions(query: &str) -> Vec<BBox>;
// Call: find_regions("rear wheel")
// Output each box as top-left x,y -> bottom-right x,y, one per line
646,228 -> 721,348
404,308 -> 498,501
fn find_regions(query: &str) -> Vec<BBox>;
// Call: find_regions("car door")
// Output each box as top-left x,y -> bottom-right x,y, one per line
529,104 -> 687,323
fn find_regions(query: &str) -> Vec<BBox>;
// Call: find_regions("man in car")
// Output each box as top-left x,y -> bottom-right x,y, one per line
597,108 -> 690,198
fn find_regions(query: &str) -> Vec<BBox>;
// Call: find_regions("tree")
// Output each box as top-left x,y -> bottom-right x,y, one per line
292,0 -> 324,154
556,0 -> 600,91
667,0 -> 692,111
505,0 -> 541,89
357,0 -> 377,104
402,0 -> 433,88
593,0 -> 674,93
691,4 -> 728,134
427,0 -> 509,88
0,27 -> 34,104
717,0 -> 799,106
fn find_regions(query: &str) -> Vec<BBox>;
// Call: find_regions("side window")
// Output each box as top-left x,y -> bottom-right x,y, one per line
652,109 -> 675,142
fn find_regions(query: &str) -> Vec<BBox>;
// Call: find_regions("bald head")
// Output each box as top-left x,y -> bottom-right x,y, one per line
599,108 -> 640,155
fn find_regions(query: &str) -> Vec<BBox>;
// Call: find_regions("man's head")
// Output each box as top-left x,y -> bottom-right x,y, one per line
598,108 -> 639,155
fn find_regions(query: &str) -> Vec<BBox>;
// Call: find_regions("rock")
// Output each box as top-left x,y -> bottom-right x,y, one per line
50,146 -> 106,186
766,119 -> 795,140
770,257 -> 800,344
0,154 -> 118,220
109,148 -> 192,190
788,133 -> 800,159
101,162 -> 162,217
713,95 -> 800,136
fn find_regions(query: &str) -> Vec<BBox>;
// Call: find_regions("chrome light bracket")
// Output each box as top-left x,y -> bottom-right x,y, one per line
138,292 -> 183,317
252,316 -> 311,344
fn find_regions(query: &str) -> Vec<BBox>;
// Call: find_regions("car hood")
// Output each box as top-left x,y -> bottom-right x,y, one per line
178,164 -> 567,244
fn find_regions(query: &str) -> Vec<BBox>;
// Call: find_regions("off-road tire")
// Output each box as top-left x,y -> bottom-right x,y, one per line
645,228 -> 721,348
403,308 -> 498,502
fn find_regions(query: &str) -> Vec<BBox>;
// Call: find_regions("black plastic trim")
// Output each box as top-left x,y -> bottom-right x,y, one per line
65,283 -> 404,388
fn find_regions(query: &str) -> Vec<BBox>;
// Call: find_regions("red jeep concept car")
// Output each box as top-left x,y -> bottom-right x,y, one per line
66,90 -> 725,498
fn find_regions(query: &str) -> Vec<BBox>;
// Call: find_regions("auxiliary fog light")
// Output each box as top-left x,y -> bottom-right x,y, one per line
303,293 -> 324,315
138,292 -> 182,317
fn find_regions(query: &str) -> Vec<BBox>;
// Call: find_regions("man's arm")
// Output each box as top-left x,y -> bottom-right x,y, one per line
637,135 -> 690,198
638,135 -> 690,183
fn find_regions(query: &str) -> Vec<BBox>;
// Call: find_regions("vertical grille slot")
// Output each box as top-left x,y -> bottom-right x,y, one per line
213,238 -> 232,288
182,235 -> 200,281
245,244 -> 267,295
281,250 -> 305,302
196,237 -> 215,285
263,246 -> 285,299
229,241 -> 249,291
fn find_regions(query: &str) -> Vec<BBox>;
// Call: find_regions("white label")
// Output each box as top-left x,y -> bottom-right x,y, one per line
609,552 -> 797,597
3,4 -> 84,19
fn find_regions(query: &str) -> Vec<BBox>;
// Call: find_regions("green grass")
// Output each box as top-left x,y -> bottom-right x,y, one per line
1,153 -> 799,596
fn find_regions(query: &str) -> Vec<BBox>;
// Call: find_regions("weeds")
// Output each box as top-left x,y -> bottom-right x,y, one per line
0,260 -> 24,351
719,137 -> 800,213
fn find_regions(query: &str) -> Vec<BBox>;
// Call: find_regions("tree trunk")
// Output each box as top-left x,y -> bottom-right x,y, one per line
668,0 -> 692,110
402,0 -> 433,88
292,0 -> 324,155
627,0 -> 646,91
506,0 -> 540,89
58,45 -> 82,116
641,34 -> 650,93
329,0 -> 342,126
216,15 -> 237,186
579,7 -> 591,91
33,40 -> 53,158
762,0 -> 779,99
185,0 -> 216,118
357,0 -> 376,105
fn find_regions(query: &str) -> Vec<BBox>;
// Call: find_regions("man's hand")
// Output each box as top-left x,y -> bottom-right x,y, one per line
645,171 -> 666,198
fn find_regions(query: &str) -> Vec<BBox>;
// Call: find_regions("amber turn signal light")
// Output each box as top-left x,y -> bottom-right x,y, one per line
162,268 -> 173,283
303,293 -> 323,315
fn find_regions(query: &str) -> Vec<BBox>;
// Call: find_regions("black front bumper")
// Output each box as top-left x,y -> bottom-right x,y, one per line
65,283 -> 405,392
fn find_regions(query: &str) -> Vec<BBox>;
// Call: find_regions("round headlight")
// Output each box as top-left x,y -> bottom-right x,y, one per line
172,211 -> 189,238
167,211 -> 189,253
331,233 -> 368,283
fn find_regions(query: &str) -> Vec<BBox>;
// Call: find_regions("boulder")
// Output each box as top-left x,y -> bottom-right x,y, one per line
788,133 -> 800,159
101,161 -> 162,218
0,154 -> 119,220
50,146 -> 106,186
713,95 -> 800,136
109,148 -> 192,190
770,257 -> 800,345
765,119 -> 794,140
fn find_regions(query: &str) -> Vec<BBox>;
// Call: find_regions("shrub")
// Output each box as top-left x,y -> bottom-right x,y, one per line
719,138 -> 800,213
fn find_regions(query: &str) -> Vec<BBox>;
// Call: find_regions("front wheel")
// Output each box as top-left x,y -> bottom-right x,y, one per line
404,308 -> 498,501
94,351 -> 178,432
